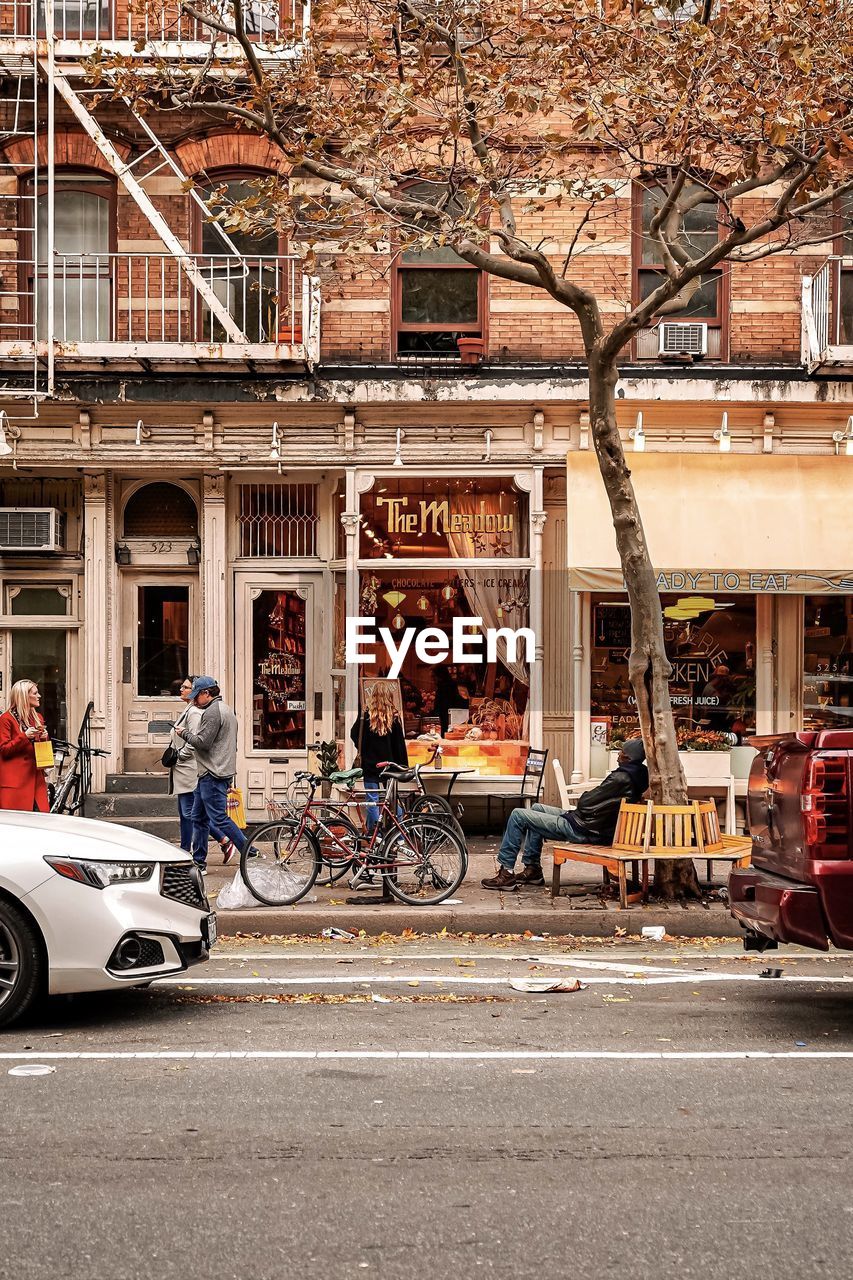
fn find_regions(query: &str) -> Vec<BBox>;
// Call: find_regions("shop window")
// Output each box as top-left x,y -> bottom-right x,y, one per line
393,181 -> 483,358
123,484 -> 198,539
238,484 -> 318,557
803,596 -> 853,729
359,477 -> 528,559
633,181 -> 725,359
590,593 -> 757,743
22,171 -> 114,343
7,584 -> 71,616
196,173 -> 282,343
356,568 -> 531,776
137,586 -> 189,697
251,590 -> 307,750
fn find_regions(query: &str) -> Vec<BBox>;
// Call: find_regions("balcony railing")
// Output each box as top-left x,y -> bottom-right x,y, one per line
0,0 -> 306,44
802,257 -> 853,373
0,252 -> 320,360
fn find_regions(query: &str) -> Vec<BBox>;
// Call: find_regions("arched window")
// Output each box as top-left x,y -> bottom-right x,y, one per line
391,181 -> 484,359
194,170 -> 282,343
123,483 -> 199,539
21,170 -> 114,342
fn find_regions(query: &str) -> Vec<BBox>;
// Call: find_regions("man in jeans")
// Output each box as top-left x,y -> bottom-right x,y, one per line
175,675 -> 247,871
482,738 -> 649,890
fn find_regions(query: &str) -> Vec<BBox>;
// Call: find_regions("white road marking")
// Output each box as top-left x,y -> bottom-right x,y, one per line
154,972 -> 853,988
0,1049 -> 852,1062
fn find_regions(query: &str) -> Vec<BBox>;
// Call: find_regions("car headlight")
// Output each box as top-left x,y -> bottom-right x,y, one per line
44,856 -> 155,889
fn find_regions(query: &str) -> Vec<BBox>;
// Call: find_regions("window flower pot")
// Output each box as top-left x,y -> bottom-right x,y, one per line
457,337 -> 485,365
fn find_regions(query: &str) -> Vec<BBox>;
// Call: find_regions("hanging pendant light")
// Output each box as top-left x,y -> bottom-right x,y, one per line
392,612 -> 406,630
441,583 -> 456,602
417,594 -> 431,612
382,590 -> 407,608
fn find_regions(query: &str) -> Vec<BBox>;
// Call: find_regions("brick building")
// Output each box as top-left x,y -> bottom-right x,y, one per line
0,3 -> 851,819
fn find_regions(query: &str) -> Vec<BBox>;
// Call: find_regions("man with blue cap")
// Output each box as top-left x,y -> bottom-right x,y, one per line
174,675 -> 246,871
483,737 -> 649,891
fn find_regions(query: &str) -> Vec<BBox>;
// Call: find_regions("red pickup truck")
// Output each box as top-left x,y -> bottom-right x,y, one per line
729,730 -> 853,952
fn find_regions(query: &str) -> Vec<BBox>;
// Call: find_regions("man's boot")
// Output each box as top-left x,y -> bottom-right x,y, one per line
515,863 -> 545,887
481,866 -> 518,891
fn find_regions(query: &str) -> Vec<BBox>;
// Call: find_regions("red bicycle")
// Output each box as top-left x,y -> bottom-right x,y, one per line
239,763 -> 467,907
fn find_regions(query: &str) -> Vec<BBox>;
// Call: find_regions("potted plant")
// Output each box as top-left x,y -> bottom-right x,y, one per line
457,336 -> 485,365
314,739 -> 341,798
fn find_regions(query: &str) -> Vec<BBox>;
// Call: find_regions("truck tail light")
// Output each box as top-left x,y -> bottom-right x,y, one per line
801,755 -> 848,857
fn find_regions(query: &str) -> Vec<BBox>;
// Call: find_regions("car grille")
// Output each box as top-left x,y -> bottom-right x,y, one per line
161,863 -> 208,911
136,938 -> 165,968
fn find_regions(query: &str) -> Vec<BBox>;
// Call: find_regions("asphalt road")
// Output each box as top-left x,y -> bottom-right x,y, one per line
2,940 -> 852,1280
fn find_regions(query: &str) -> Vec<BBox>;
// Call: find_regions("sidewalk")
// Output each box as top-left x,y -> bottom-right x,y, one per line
205,835 -> 742,940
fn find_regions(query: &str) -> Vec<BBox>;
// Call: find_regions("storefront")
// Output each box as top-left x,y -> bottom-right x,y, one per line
566,451 -> 853,780
336,469 -> 546,783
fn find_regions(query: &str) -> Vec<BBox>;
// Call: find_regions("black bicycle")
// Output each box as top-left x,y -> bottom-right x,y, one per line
48,738 -> 109,815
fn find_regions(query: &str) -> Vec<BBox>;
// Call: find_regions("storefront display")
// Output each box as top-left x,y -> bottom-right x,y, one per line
590,593 -> 757,742
251,589 -> 307,750
350,475 -> 534,776
803,595 -> 853,728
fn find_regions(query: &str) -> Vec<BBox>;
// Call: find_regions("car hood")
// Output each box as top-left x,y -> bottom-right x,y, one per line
0,811 -> 189,862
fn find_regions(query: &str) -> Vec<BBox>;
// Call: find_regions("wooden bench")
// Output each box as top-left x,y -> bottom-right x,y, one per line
551,799 -> 752,908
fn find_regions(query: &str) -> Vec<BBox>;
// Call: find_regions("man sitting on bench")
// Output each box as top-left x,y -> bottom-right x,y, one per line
482,739 -> 649,890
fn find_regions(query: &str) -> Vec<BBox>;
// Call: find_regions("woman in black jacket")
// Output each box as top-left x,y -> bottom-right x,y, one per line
350,682 -> 408,830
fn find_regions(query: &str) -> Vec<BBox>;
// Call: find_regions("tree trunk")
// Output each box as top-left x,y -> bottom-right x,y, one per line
587,352 -> 700,899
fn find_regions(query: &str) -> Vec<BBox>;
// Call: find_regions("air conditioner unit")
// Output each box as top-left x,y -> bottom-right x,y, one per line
0,508 -> 64,552
658,321 -> 708,358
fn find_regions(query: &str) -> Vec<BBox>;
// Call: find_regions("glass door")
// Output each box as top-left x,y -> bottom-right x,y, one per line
121,575 -> 197,769
240,577 -> 316,755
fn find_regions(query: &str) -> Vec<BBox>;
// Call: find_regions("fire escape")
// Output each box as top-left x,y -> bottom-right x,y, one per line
0,0 -> 319,406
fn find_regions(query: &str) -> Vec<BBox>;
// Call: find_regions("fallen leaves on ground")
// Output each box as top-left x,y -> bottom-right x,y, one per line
176,992 -> 504,1005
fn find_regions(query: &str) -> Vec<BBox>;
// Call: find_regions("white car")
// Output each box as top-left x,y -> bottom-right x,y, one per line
0,810 -> 214,1029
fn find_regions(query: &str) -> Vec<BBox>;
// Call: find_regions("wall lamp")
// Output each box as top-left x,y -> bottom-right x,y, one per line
187,541 -> 201,566
392,427 -> 404,467
134,419 -> 152,447
115,543 -> 131,566
628,411 -> 645,453
482,429 -> 493,462
832,415 -> 853,456
713,411 -> 732,453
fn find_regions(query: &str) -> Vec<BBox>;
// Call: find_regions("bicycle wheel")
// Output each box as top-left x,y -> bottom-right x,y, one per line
239,820 -> 321,906
311,805 -> 361,885
380,816 -> 467,906
409,794 -> 467,845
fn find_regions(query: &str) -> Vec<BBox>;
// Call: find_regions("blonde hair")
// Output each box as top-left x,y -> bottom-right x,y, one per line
9,679 -> 40,729
366,682 -> 400,737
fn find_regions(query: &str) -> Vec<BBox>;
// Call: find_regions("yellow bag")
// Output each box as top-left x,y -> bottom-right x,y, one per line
226,785 -> 247,829
34,739 -> 55,770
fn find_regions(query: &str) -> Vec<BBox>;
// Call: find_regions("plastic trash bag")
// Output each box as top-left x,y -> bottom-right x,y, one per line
215,867 -> 317,909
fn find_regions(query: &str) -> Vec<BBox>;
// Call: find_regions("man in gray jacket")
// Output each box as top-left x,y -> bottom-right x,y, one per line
175,675 -> 247,870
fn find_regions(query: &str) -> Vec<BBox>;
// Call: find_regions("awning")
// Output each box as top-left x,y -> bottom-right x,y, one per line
566,452 -> 853,594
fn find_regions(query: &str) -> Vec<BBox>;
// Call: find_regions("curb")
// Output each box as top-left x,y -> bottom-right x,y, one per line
215,905 -> 743,940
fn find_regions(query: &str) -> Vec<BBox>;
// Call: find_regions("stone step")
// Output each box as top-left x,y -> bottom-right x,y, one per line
89,793 -> 179,820
98,814 -> 181,842
105,773 -> 170,795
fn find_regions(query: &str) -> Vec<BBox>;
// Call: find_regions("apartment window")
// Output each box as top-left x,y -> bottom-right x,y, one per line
839,193 -> 853,345
393,182 -> 484,358
36,0 -> 111,38
22,171 -> 114,342
196,172 -> 282,343
633,180 -> 725,358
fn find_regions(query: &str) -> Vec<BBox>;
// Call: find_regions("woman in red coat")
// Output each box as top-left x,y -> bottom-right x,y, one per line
0,679 -> 50,812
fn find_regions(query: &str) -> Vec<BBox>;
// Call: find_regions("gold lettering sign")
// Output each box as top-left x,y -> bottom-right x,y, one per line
377,495 -> 514,536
